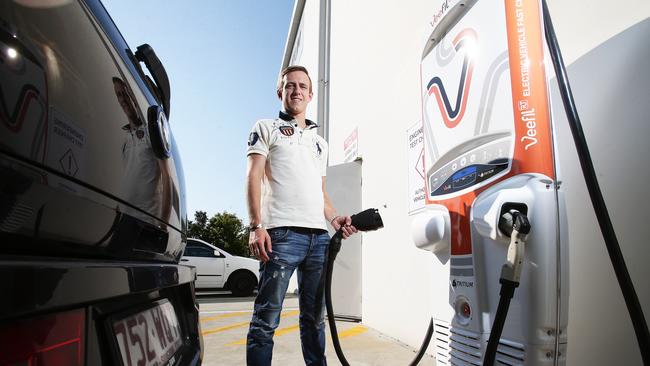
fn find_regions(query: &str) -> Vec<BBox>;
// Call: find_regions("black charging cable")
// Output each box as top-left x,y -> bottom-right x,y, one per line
325,228 -> 352,366
325,208 -> 435,366
483,210 -> 531,366
542,1 -> 650,364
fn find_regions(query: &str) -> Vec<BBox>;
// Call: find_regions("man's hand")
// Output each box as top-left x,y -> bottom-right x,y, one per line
330,216 -> 358,239
249,227 -> 272,262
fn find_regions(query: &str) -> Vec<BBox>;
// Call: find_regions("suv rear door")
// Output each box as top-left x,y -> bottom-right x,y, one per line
0,0 -> 186,262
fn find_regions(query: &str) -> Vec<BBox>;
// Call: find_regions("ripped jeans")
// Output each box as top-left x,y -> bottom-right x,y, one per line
246,227 -> 330,366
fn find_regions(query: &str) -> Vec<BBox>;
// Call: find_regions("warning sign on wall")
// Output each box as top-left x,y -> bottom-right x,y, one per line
343,127 -> 358,163
407,121 -> 426,214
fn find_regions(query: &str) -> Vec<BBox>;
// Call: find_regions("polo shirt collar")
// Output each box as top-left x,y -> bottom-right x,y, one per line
278,111 -> 319,129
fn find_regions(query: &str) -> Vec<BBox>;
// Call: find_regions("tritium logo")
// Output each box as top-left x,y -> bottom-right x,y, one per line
451,278 -> 474,288
426,28 -> 478,129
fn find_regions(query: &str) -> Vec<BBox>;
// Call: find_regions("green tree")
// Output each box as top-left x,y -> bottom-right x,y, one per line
188,211 -> 249,257
188,210 -> 209,239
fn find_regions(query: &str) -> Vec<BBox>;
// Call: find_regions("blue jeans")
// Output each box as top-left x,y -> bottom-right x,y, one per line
246,227 -> 330,366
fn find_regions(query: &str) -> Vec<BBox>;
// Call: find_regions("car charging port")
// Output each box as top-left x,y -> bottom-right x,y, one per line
498,202 -> 528,237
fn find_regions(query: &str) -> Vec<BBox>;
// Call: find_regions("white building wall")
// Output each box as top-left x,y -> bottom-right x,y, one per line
326,0 -> 446,350
286,0 -> 650,363
288,0 -> 321,123
545,0 -> 650,64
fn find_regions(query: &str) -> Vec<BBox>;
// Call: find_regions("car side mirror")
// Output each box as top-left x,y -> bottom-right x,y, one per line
135,44 -> 170,117
213,250 -> 220,257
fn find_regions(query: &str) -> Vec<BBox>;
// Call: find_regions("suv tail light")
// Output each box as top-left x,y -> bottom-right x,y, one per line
0,309 -> 85,365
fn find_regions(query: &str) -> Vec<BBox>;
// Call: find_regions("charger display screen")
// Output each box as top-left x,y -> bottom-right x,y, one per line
428,137 -> 511,197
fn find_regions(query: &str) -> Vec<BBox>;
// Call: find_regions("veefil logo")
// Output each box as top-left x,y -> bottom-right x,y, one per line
426,28 -> 478,129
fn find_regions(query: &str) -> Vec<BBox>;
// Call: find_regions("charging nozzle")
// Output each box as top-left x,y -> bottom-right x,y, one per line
331,209 -> 384,257
498,209 -> 530,285
350,208 -> 384,232
498,209 -> 531,238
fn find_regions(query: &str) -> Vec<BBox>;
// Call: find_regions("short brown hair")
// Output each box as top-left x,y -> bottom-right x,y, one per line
277,65 -> 312,94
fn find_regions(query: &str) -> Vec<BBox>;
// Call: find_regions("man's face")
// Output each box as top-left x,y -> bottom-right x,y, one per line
278,70 -> 312,116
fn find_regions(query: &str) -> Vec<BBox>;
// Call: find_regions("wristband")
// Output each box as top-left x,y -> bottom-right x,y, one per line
248,223 -> 263,232
329,216 -> 340,226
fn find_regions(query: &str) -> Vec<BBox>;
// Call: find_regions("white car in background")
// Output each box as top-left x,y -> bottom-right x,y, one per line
182,238 -> 260,296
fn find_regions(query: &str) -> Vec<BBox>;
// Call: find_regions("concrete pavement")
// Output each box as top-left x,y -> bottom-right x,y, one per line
197,292 -> 436,366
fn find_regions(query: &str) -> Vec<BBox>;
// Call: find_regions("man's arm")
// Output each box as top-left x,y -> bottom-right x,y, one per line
322,177 -> 357,239
247,153 -> 272,261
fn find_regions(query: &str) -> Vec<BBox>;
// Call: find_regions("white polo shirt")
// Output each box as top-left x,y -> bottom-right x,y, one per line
247,111 -> 328,230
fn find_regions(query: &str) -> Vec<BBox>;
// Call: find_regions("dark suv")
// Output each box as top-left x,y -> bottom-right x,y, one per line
0,1 -> 202,365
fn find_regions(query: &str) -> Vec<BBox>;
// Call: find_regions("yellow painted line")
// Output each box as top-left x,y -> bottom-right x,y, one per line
226,325 -> 300,346
225,322 -> 368,347
337,325 -> 368,339
226,339 -> 247,346
280,310 -> 300,317
275,324 -> 300,337
202,310 -> 300,337
202,321 -> 250,336
200,311 -> 250,322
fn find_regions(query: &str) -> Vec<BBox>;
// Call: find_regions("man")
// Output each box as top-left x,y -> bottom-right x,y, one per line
245,65 -> 356,365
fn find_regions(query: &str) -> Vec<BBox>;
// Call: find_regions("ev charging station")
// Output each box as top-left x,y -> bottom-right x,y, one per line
413,0 -> 568,364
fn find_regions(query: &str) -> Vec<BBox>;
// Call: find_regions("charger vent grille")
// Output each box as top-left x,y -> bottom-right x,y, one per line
433,319 -> 450,365
449,327 -> 481,365
433,321 -> 527,365
495,338 -> 526,365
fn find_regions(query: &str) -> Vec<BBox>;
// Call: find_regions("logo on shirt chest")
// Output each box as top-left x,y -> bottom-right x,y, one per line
279,126 -> 295,137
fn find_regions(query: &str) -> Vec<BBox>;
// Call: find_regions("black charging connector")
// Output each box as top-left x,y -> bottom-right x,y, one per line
330,208 -> 385,256
350,208 -> 384,232
498,203 -> 528,237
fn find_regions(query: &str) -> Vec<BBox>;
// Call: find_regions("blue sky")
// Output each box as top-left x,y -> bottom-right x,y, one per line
102,0 -> 295,222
